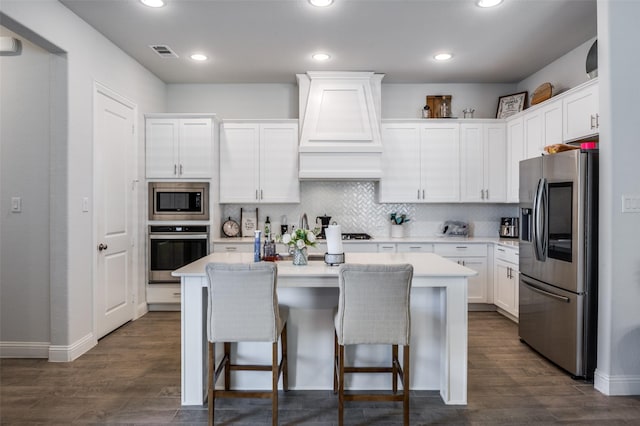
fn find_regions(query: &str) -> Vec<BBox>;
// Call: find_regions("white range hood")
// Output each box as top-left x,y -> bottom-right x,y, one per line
297,71 -> 384,180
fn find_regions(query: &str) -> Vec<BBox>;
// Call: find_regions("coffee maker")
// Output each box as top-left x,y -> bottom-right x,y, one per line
316,214 -> 331,239
499,217 -> 519,238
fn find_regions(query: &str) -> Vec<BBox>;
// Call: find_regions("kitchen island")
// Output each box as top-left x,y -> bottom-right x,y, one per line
173,252 -> 476,406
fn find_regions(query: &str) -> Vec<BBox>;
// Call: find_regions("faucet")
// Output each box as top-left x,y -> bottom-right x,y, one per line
299,213 -> 309,230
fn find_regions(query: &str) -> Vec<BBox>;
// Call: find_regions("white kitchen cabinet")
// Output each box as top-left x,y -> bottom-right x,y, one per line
523,98 -> 562,160
493,245 -> 519,321
147,284 -> 181,306
377,243 -> 397,253
460,122 -> 507,203
212,243 -> 253,253
146,116 -> 215,179
396,243 -> 433,253
380,121 -> 459,203
434,243 -> 489,304
563,79 -> 599,142
219,121 -> 299,204
506,116 -> 524,203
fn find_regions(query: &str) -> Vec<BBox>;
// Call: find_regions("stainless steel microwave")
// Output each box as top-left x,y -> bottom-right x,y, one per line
149,182 -> 209,221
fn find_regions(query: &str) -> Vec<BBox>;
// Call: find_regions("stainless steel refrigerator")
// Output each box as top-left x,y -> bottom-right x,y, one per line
518,148 -> 598,379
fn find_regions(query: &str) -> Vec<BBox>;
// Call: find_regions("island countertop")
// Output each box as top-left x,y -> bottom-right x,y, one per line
173,252 -> 477,284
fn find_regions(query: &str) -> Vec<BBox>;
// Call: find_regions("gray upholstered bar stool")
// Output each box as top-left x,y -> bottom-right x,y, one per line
333,263 -> 413,426
205,262 -> 288,426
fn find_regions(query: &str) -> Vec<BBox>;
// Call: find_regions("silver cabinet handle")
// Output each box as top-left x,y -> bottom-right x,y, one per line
174,164 -> 177,175
497,247 -> 506,253
417,189 -> 420,200
179,164 -> 183,175
481,189 -> 485,200
422,189 -> 425,199
225,246 -> 238,251
485,189 -> 489,200
255,190 -> 258,200
595,113 -> 599,129
173,292 -> 181,296
260,189 -> 264,200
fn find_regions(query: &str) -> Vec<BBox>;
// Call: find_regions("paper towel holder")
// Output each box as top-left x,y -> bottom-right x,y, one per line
324,252 -> 345,266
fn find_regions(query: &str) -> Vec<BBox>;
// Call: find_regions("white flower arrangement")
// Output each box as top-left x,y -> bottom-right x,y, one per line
281,228 -> 317,250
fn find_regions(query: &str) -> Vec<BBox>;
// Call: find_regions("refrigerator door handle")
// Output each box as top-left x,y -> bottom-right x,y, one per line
533,178 -> 547,261
522,279 -> 570,303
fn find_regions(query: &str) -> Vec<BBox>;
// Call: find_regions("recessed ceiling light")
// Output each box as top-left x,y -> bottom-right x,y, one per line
140,0 -> 165,7
476,0 -> 503,8
190,53 -> 208,61
309,0 -> 334,7
434,53 -> 453,61
312,52 -> 331,61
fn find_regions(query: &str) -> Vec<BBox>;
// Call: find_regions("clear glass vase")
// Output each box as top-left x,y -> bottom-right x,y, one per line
292,247 -> 308,266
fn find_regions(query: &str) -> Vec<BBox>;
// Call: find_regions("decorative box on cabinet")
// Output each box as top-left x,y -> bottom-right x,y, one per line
460,122 -> 507,203
494,245 -> 519,321
380,121 -> 459,203
219,120 -> 299,204
145,115 -> 215,179
434,244 -> 489,304
563,79 -> 599,142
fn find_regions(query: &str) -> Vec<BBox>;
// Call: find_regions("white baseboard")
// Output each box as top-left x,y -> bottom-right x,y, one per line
135,301 -> 149,319
0,341 -> 50,358
594,369 -> 640,395
48,332 -> 97,362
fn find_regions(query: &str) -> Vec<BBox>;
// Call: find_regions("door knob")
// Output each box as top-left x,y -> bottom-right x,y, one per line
98,243 -> 108,251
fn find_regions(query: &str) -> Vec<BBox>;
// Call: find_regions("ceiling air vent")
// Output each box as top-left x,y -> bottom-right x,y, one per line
149,44 -> 178,58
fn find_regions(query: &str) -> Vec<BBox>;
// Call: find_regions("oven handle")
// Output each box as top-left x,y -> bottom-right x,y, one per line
149,234 -> 209,240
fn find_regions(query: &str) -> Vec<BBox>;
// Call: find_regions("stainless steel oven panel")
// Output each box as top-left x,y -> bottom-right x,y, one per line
519,275 -> 585,377
148,229 -> 208,283
149,182 -> 209,221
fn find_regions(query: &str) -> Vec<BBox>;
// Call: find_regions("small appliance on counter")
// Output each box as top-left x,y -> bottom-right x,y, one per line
440,221 -> 469,237
499,217 -> 519,239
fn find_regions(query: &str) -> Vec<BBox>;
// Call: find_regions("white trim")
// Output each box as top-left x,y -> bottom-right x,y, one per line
135,301 -> 149,319
48,332 -> 96,362
0,341 -> 50,358
594,369 -> 640,396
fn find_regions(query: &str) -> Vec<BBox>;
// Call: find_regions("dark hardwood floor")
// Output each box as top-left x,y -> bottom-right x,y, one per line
1,311 -> 639,425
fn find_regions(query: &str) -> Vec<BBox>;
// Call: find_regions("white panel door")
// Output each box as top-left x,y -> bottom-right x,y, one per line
219,123 -> 260,203
94,85 -> 135,338
380,123 -> 422,202
421,123 -> 460,202
260,123 -> 300,203
145,118 -> 178,178
178,118 -> 212,178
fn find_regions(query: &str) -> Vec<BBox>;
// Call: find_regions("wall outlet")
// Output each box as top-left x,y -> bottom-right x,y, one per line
621,195 -> 640,213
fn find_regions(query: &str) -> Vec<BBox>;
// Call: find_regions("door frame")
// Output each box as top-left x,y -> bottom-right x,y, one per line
92,81 -> 140,338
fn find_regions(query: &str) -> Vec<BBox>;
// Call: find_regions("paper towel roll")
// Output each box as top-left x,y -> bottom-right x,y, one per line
325,224 -> 344,254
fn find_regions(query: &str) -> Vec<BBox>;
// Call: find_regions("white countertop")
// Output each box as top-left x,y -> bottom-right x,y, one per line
173,252 -> 477,285
211,236 -> 519,247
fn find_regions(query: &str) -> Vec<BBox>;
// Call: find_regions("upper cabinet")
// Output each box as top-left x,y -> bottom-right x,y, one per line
563,79 -> 599,142
460,122 -> 507,203
380,121 -> 459,203
297,71 -> 384,180
146,115 -> 215,179
506,116 -> 524,203
219,120 -> 299,204
523,98 -> 562,159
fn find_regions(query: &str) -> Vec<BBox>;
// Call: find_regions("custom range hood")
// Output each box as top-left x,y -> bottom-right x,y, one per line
297,71 -> 384,180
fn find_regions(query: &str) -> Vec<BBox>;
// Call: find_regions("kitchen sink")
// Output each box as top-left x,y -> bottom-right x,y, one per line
278,253 -> 325,261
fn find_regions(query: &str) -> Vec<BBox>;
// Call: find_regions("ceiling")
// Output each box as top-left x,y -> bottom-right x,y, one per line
59,0 -> 597,85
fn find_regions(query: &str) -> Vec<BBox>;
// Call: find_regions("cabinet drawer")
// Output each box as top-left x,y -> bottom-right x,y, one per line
434,243 -> 486,257
396,243 -> 433,253
147,284 -> 181,304
495,245 -> 519,264
213,243 -> 252,253
377,243 -> 397,253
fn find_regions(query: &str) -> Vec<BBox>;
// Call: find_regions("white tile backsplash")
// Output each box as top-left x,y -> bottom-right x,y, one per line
222,181 -> 518,238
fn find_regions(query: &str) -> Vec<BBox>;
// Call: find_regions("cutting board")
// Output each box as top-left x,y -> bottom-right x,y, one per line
531,82 -> 553,105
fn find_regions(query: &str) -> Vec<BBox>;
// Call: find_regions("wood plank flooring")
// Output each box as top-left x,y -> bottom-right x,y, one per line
2,311 -> 639,425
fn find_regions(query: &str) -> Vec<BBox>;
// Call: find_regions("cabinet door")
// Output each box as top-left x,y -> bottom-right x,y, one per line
219,124 -> 260,203
524,110 -> 543,159
494,260 -> 517,316
460,124 -> 485,202
178,118 -> 212,178
448,256 -> 488,303
380,124 -> 422,202
563,82 -> 599,142
542,100 -> 563,146
146,118 -> 178,178
377,243 -> 397,253
396,243 -> 433,253
260,123 -> 300,203
421,123 -> 460,202
506,117 -> 524,203
484,123 -> 507,202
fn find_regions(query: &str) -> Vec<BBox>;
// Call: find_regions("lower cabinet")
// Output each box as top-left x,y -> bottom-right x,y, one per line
434,244 -> 489,304
147,284 -> 181,308
493,245 -> 519,320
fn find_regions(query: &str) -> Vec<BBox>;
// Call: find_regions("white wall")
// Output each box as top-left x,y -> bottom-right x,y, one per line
0,1 -> 166,359
594,0 -> 640,396
517,37 -> 597,102
0,27 -> 51,349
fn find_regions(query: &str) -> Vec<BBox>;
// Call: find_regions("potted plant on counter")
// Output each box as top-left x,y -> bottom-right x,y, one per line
390,213 -> 410,238
282,228 -> 317,265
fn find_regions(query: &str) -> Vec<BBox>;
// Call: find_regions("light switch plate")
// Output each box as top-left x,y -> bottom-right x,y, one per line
11,197 -> 21,213
621,195 -> 640,213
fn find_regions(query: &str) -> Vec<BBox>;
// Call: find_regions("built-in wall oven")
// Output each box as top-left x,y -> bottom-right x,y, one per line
148,225 -> 209,283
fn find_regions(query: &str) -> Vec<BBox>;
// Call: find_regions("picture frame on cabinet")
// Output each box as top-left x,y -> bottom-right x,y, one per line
496,91 -> 528,119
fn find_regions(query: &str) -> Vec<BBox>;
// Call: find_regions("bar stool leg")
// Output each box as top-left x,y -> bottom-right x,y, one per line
282,323 -> 289,392
392,344 -> 399,393
272,342 -> 278,426
333,332 -> 338,394
338,344 -> 345,426
403,344 -> 410,426
208,342 -> 214,426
